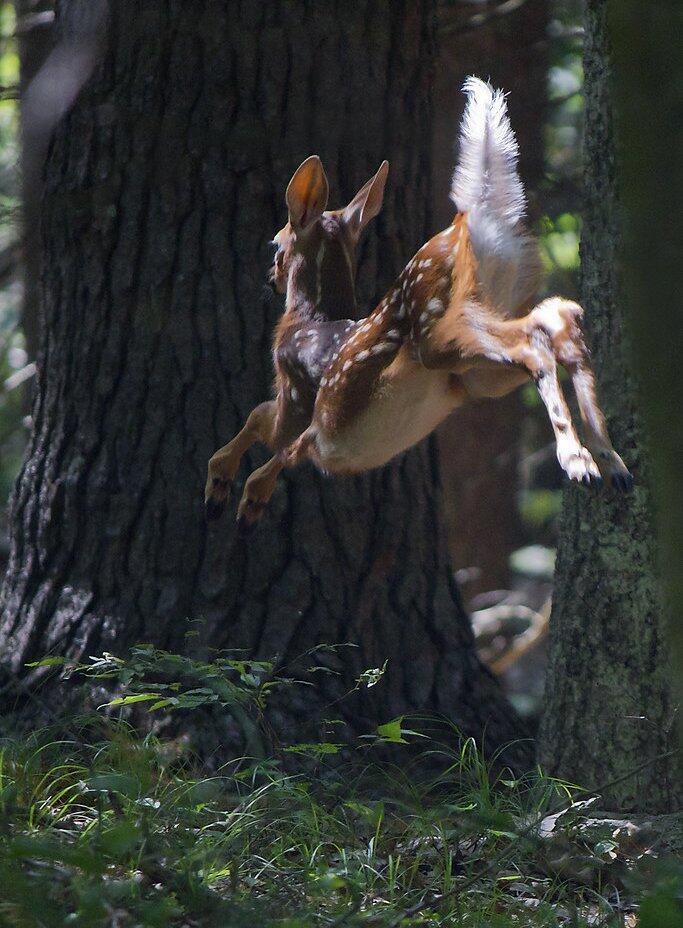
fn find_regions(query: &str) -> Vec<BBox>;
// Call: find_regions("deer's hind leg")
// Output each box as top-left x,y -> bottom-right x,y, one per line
530,298 -> 633,490
234,427 -> 319,533
205,400 -> 278,520
235,454 -> 285,535
419,303 -> 603,486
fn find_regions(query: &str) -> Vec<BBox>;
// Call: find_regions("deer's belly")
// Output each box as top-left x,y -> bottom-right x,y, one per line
312,365 -> 463,473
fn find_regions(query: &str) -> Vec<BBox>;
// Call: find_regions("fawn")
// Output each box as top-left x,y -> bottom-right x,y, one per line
206,77 -> 632,531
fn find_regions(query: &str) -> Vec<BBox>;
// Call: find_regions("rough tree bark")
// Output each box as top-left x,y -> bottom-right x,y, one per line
0,0 -> 529,761
610,0 -> 683,757
538,0 -> 680,812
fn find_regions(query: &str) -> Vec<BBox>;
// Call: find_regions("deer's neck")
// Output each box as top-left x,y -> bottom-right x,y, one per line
286,245 -> 357,322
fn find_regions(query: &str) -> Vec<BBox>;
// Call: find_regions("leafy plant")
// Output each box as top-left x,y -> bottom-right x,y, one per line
1,643 -> 677,927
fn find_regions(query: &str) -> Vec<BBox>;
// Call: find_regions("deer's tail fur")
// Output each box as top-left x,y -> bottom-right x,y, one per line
451,76 -> 541,316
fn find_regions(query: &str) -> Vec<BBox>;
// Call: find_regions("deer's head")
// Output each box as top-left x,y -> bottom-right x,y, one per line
270,156 -> 388,319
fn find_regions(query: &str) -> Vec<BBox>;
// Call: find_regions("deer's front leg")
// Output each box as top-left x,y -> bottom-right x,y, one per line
205,400 -> 277,520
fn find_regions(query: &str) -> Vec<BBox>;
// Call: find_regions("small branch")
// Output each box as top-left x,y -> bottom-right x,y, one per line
4,363 -> 37,392
488,598 -> 551,674
440,0 -> 534,37
15,10 -> 56,34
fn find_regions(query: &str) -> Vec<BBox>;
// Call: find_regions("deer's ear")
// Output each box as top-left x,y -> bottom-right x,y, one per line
286,155 -> 329,233
342,161 -> 389,238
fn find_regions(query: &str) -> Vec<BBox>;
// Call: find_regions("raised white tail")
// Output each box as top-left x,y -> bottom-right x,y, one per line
451,76 -> 540,316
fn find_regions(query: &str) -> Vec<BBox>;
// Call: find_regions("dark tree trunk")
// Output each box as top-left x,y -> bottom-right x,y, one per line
433,0 -> 549,598
609,0 -> 683,781
0,0 -> 529,762
537,0 -> 680,812
14,0 -> 55,366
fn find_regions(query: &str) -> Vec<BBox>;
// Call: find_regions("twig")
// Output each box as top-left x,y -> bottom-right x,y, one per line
15,10 -> 55,34
488,598 -> 551,675
4,363 -> 37,392
440,0 -> 534,37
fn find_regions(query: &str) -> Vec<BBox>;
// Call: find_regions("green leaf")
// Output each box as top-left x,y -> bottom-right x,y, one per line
376,717 -> 408,744
98,821 -> 140,857
594,839 -> 619,857
284,742 -> 341,757
86,773 -> 140,798
25,656 -> 69,668
148,698 -> 178,711
105,692 -> 163,707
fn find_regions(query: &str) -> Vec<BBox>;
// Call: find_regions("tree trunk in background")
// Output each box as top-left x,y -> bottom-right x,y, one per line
610,1 -> 683,774
538,0 -> 680,812
14,0 -> 55,365
433,0 -> 549,599
0,0 -> 529,763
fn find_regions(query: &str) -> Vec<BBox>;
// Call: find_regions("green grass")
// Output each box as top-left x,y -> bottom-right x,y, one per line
0,648 -> 680,927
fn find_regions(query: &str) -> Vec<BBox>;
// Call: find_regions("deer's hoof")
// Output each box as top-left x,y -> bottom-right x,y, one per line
610,471 -> 634,493
236,516 -> 257,538
582,472 -> 603,489
204,477 -> 233,521
236,499 -> 266,536
205,497 -> 226,521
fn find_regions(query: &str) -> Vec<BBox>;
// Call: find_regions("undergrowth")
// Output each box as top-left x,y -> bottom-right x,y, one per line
0,646 -> 679,927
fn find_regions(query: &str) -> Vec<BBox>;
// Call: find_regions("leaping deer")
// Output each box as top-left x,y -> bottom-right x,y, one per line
206,77 -> 632,532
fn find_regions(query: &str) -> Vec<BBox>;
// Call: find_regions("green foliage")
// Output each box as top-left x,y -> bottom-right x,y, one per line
539,213 -> 581,298
1,646 -> 678,927
518,490 -> 563,532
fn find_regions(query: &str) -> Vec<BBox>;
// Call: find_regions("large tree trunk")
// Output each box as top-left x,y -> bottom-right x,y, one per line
0,0 -> 528,761
610,0 -> 683,762
537,0 -> 680,812
433,0 -> 548,599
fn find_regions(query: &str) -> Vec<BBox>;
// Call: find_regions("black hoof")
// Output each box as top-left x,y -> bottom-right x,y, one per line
236,499 -> 266,536
205,498 -> 226,521
236,515 -> 258,538
611,472 -> 634,493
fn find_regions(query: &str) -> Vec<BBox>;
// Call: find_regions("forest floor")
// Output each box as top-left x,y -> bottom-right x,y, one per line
0,648 -> 680,927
